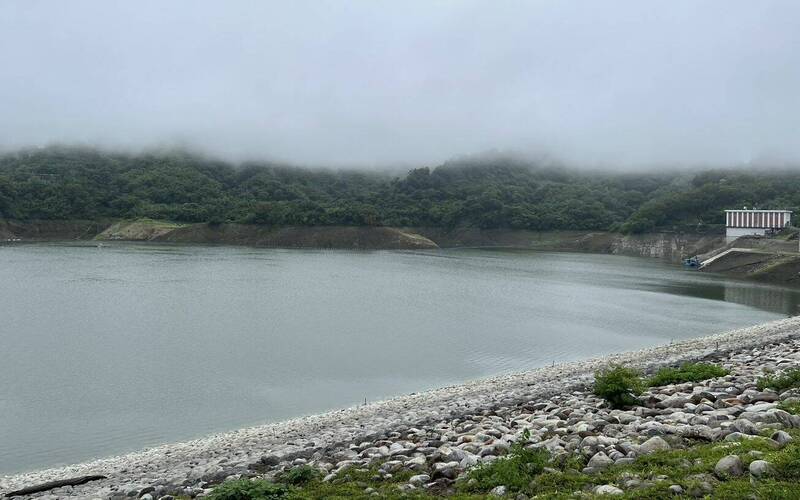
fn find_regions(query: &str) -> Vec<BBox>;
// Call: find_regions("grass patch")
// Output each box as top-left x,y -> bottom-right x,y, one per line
777,400 -> 800,415
594,365 -> 645,409
460,438 -> 549,493
771,440 -> 800,480
647,362 -> 729,387
715,480 -> 800,499
757,367 -> 800,392
207,478 -> 290,500
528,431 -> 800,499
276,465 -> 321,486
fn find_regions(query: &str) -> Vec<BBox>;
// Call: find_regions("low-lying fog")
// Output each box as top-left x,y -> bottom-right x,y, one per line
1,1 -> 799,169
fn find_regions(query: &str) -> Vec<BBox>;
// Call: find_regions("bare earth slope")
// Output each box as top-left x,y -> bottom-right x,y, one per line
92,220 -> 440,250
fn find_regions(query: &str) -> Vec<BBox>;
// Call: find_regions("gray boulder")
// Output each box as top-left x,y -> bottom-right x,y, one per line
772,430 -> 793,448
587,451 -> 614,470
714,455 -> 744,478
657,395 -> 690,409
432,461 -> 459,480
770,409 -> 800,428
731,418 -> 758,435
639,436 -> 670,455
748,460 -> 774,478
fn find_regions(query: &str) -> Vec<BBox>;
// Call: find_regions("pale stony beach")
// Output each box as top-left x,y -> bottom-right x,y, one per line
3,316 -> 800,499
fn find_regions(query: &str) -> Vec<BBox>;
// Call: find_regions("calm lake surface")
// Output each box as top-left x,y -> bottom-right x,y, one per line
2,243 -> 799,474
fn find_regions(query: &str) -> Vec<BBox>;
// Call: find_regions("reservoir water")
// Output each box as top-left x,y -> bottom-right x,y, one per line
2,242 -> 799,475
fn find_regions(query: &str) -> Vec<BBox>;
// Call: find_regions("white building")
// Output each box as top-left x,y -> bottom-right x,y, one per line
725,209 -> 791,242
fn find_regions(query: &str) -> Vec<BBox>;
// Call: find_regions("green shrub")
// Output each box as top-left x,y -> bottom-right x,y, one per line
276,465 -> 321,486
716,481 -> 800,499
462,440 -> 549,493
757,368 -> 800,392
772,441 -> 800,481
207,479 -> 289,500
594,365 -> 645,409
648,362 -> 729,387
777,400 -> 800,415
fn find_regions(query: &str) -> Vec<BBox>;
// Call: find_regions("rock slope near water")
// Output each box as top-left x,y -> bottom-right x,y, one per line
2,317 -> 800,499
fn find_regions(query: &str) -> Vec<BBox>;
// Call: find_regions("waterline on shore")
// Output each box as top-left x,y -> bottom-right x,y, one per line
2,316 -> 799,497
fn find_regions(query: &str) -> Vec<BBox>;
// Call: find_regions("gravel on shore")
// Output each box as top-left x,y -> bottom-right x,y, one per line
2,316 -> 800,499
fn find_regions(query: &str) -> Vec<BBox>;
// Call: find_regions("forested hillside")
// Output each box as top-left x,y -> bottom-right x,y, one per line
620,170 -> 800,233
0,146 -> 798,233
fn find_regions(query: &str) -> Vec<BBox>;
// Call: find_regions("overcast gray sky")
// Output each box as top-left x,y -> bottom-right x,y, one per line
1,1 -> 798,167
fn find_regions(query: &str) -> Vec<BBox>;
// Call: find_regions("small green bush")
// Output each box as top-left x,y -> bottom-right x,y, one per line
462,440 -> 549,493
648,362 -> 729,387
207,478 -> 289,500
757,368 -> 800,392
276,465 -> 321,486
594,365 -> 645,409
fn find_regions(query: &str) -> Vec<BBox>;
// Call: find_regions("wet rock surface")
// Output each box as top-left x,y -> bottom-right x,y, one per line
2,316 -> 800,498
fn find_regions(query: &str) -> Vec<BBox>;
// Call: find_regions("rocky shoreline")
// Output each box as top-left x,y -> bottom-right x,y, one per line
3,316 -> 800,499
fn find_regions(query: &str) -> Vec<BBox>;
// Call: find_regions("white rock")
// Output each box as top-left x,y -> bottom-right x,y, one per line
593,484 -> 624,495
489,485 -> 507,496
408,474 -> 430,485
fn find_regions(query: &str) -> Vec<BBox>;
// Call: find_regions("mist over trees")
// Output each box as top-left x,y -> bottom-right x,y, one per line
1,146 -> 798,233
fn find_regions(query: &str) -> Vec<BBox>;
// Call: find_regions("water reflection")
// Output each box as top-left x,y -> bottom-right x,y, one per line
723,285 -> 800,315
631,273 -> 800,316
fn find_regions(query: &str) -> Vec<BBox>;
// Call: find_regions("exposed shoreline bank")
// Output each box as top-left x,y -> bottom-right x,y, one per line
10,218 -> 800,285
1,218 -> 723,262
3,316 -> 800,498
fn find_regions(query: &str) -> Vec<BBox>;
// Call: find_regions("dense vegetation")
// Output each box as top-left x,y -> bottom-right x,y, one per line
1,146 -> 799,233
